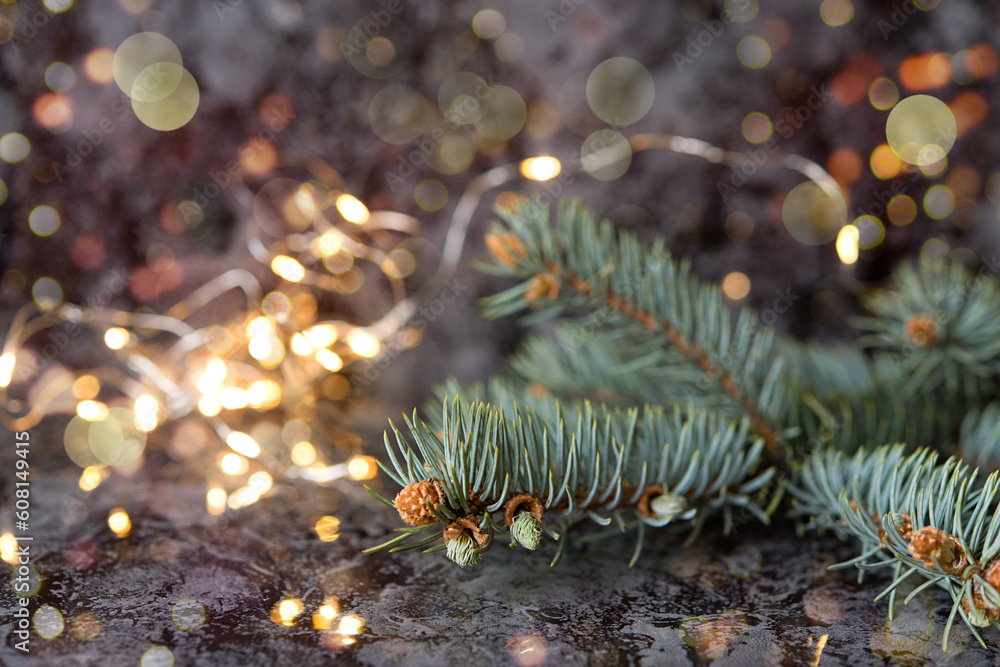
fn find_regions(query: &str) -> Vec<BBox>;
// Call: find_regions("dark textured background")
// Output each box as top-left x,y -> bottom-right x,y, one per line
2,0 -> 1000,664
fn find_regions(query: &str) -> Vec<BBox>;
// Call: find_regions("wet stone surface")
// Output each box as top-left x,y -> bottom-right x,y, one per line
1,0 -> 1000,665
2,470 -> 1000,666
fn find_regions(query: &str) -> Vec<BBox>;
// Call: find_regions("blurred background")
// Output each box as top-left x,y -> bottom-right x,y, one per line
1,0 -> 999,664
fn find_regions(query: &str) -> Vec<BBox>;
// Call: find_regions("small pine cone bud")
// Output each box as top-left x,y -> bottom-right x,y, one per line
510,511 -> 542,551
650,493 -> 688,523
524,274 -> 560,304
485,232 -> 527,268
904,313 -> 938,347
906,526 -> 963,570
985,560 -> 1000,592
963,594 -> 993,628
445,531 -> 483,568
891,512 -> 912,538
394,480 -> 443,526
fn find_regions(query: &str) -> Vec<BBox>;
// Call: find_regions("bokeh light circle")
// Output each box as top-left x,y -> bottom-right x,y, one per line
581,130 -> 632,181
474,85 -> 526,140
586,57 -> 655,126
131,67 -> 199,131
781,181 -> 847,245
112,32 -> 183,97
368,85 -> 432,145
885,95 -> 957,166
438,72 -> 492,125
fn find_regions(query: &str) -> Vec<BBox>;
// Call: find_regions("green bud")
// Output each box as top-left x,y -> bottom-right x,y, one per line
510,511 -> 542,550
650,493 -> 687,524
966,603 -> 992,628
445,532 -> 483,568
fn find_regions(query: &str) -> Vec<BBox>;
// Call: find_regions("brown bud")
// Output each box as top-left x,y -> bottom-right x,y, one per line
904,313 -> 938,347
503,493 -> 544,527
906,526 -> 965,572
394,480 -> 444,526
485,232 -> 527,268
525,273 -> 560,304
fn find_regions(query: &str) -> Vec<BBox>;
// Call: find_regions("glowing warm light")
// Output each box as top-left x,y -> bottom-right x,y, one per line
247,380 -> 282,410
0,352 -> 14,387
134,394 -> 158,416
836,225 -> 860,264
107,509 -> 131,537
79,465 -> 107,492
870,145 -> 903,179
337,613 -> 365,635
83,47 -> 115,85
509,634 -> 547,667
347,330 -> 380,358
304,324 -> 338,348
72,376 -> 100,400
226,431 -> 261,458
197,395 -> 222,417
271,255 -> 306,283
315,515 -> 341,542
313,599 -> 341,629
220,387 -> 249,410
198,357 -> 227,392
33,94 -> 74,133
336,194 -> 370,224
249,471 -> 273,493
721,272 -> 751,300
317,231 -> 343,257
315,349 -> 344,372
207,488 -> 227,515
290,332 -> 313,356
520,157 -> 561,181
103,327 -> 129,350
290,441 -> 316,466
272,599 -> 304,626
77,400 -> 109,421
245,317 -> 273,338
248,336 -> 274,361
899,53 -> 951,91
348,456 -> 378,481
228,488 -> 259,512
1,533 -> 17,564
220,453 -> 248,475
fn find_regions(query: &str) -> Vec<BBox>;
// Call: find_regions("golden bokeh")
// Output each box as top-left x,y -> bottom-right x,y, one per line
837,221 -> 861,265
721,272 -> 751,301
474,85 -> 527,141
131,66 -> 200,131
315,515 -> 341,542
581,130 -> 631,181
781,181 -> 847,246
107,508 -> 131,537
586,57 -> 654,126
112,32 -> 183,97
886,95 -> 957,166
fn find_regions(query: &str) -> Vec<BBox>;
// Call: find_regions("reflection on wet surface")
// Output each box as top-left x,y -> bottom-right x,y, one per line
1,468 -> 996,665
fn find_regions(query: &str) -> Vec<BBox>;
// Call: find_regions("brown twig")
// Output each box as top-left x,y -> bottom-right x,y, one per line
543,261 -> 784,462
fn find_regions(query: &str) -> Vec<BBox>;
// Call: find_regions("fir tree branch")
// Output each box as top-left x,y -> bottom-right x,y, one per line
479,196 -> 786,462
790,444 -> 1000,649
368,394 -> 776,566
